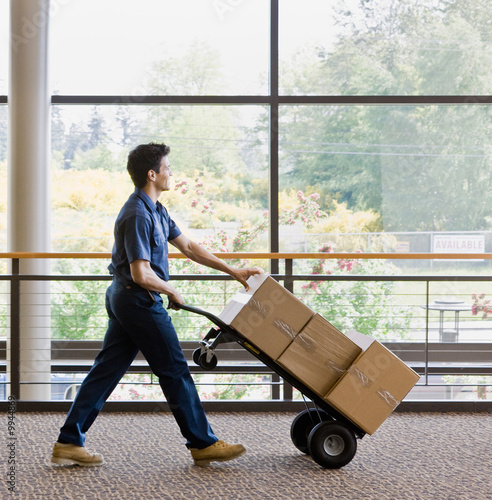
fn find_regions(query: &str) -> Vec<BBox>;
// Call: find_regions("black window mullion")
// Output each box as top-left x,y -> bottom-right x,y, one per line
269,0 -> 279,274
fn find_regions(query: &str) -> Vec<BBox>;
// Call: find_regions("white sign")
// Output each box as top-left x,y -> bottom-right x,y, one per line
433,234 -> 485,260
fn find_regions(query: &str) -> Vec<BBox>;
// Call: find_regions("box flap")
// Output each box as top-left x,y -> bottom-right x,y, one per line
346,329 -> 376,351
218,273 -> 270,325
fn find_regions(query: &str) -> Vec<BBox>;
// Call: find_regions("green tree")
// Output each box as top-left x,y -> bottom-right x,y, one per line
87,107 -> 107,150
142,42 -> 249,176
116,107 -> 140,147
70,143 -> 117,172
51,104 -> 66,153
63,122 -> 86,170
146,40 -> 224,96
277,0 -> 492,231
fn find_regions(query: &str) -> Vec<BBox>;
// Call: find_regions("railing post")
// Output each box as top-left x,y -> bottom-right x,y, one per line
284,258 -> 293,293
9,258 -> 20,400
282,258 -> 294,400
425,280 -> 430,386
271,373 -> 280,400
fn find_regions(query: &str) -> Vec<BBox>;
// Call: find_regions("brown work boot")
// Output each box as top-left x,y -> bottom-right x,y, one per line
51,442 -> 104,467
190,440 -> 246,466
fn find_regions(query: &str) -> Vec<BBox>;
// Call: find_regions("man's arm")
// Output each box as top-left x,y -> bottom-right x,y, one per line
170,233 -> 263,289
130,259 -> 185,307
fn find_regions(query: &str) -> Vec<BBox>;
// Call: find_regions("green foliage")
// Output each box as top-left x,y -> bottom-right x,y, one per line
147,40 -> 225,96
108,374 -> 163,401
70,144 -> 116,172
198,374 -> 271,401
277,0 -> 492,232
49,185 -> 413,344
106,373 -> 273,401
296,246 -> 415,341
50,260 -> 109,340
443,375 -> 491,400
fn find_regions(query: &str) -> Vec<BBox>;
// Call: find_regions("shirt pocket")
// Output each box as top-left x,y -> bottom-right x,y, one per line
152,227 -> 166,248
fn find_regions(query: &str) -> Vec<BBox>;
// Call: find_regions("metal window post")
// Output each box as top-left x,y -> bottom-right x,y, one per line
8,258 -> 20,399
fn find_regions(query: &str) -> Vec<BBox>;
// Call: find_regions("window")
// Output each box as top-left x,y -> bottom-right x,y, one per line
0,0 -> 8,95
278,104 -> 492,261
280,0 -> 492,95
51,104 -> 269,253
4,0 -> 489,402
50,0 -> 269,95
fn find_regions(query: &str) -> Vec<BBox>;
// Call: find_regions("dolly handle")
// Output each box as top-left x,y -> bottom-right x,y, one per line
171,302 -> 229,330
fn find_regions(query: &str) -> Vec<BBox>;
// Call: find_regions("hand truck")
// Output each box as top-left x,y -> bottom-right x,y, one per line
176,303 -> 366,469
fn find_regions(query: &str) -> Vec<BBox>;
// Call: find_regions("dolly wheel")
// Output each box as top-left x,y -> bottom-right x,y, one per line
192,348 -> 202,366
290,409 -> 330,454
307,421 -> 357,469
198,351 -> 218,370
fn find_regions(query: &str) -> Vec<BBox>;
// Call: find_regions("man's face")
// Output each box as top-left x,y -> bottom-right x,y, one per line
155,156 -> 173,191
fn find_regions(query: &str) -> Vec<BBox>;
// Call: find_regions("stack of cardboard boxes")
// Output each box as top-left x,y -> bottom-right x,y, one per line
219,274 -> 420,435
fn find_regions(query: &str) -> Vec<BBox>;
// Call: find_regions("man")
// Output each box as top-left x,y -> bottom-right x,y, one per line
51,143 -> 262,467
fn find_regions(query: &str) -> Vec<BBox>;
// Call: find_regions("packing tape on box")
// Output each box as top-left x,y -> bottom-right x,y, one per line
295,332 -> 359,359
246,298 -> 298,341
249,298 -> 270,319
351,366 -> 372,388
323,359 -> 346,376
273,319 -> 297,340
292,333 -> 354,376
377,389 -> 400,409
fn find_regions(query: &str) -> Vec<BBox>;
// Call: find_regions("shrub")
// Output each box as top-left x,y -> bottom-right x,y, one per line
296,243 -> 414,340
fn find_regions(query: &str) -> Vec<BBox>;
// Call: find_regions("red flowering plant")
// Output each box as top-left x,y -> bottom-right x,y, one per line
297,243 -> 413,341
167,177 -> 271,339
280,190 -> 327,229
471,293 -> 492,320
167,183 -> 414,342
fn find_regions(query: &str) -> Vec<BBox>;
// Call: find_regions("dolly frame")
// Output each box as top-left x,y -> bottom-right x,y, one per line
177,302 -> 367,468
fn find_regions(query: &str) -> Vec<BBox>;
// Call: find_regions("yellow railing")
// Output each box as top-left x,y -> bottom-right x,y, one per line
2,252 -> 492,260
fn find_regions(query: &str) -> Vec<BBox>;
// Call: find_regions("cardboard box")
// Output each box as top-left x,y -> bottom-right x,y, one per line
324,330 -> 420,435
277,314 -> 362,397
219,274 -> 314,359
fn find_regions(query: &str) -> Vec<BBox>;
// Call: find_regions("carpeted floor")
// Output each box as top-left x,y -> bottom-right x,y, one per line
3,411 -> 491,499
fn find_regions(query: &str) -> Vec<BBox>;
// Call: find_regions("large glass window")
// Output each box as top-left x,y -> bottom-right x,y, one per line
279,104 -> 492,258
50,0 -> 269,95
51,104 -> 269,253
280,0 -> 492,95
5,0 -> 489,403
0,0 -> 8,95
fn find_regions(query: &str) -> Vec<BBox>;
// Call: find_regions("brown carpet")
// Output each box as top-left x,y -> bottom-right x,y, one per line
4,411 -> 491,499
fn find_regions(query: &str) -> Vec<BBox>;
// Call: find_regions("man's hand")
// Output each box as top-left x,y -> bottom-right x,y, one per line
167,287 -> 185,310
230,267 -> 264,290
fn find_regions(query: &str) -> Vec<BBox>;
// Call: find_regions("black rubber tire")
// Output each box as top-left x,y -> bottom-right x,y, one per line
198,351 -> 218,370
290,408 -> 330,454
307,421 -> 357,469
192,348 -> 202,366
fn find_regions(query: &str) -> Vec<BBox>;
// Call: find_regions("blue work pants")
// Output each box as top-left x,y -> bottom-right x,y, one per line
57,281 -> 218,449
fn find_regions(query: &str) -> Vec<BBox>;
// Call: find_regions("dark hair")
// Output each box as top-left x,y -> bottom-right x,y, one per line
127,142 -> 171,188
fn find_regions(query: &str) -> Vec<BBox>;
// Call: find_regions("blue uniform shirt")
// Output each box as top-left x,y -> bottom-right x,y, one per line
108,188 -> 181,283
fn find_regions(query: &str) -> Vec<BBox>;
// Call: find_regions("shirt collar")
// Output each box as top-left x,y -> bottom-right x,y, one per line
134,188 -> 158,214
